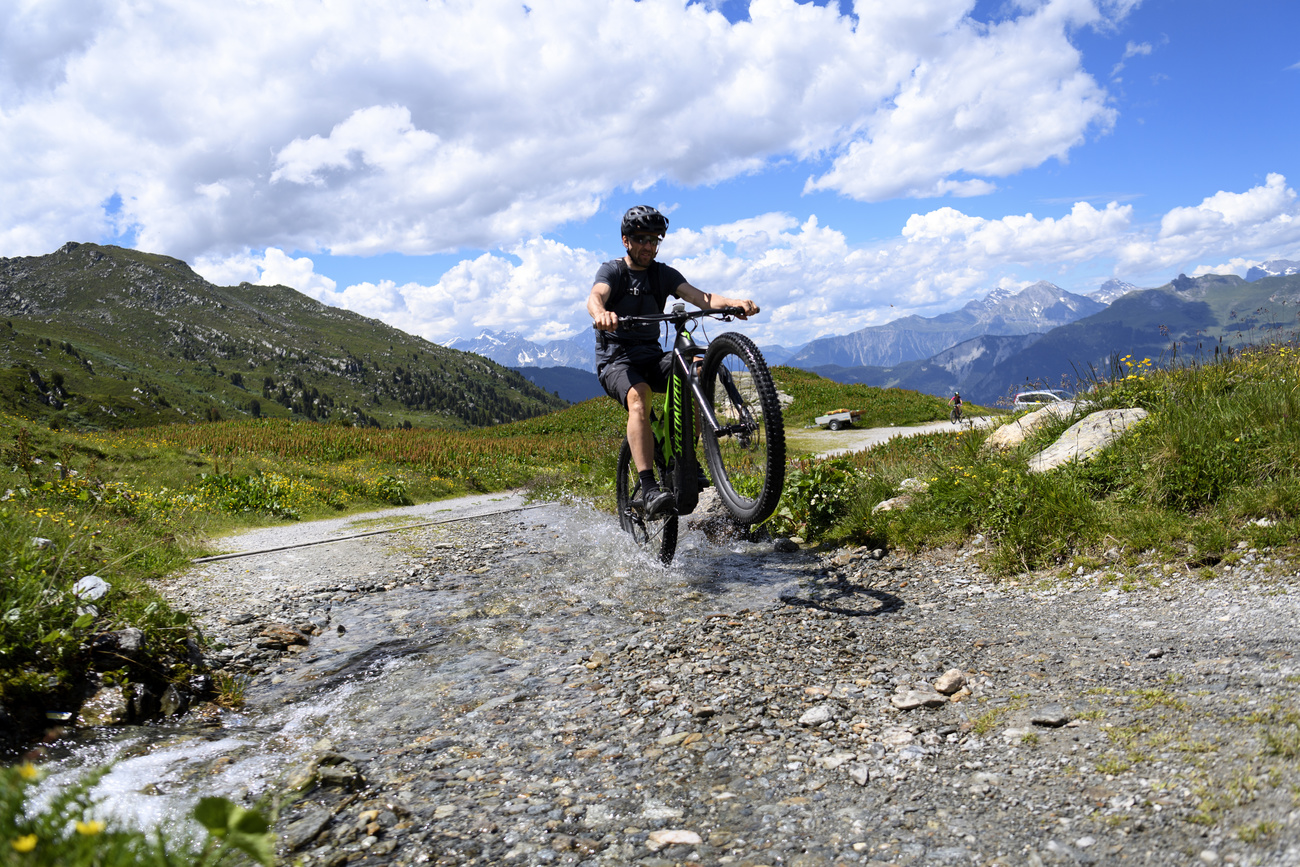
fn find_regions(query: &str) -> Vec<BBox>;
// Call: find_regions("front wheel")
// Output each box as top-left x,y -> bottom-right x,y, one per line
615,438 -> 678,565
699,332 -> 785,525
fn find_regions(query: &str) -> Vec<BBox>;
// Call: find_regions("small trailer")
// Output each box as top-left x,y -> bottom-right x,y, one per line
814,408 -> 861,431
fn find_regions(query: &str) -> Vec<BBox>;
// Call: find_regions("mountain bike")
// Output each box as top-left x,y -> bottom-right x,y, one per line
950,404 -> 963,423
610,305 -> 785,564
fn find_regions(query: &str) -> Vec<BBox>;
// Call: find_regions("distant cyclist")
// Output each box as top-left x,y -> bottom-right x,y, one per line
949,391 -> 963,422
588,205 -> 759,518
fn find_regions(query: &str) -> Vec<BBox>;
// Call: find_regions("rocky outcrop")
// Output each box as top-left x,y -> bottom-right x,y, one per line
1028,408 -> 1149,473
983,401 -> 1078,451
873,408 -> 1148,512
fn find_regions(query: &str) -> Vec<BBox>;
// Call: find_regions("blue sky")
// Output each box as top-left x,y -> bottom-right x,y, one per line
3,0 -> 1299,349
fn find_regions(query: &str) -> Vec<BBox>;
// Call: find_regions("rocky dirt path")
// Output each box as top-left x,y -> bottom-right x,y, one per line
153,500 -> 1300,867
791,417 -> 995,460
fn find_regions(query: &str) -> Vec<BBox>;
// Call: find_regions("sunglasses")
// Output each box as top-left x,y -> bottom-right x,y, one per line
628,234 -> 662,247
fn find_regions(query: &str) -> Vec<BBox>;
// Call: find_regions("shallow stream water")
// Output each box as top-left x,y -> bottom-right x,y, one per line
34,501 -> 806,840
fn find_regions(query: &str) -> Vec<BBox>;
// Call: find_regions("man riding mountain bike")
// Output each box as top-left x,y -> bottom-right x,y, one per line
949,391 -> 963,422
588,206 -> 759,519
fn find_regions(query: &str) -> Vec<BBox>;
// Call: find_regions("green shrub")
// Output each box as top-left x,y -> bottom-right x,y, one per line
194,471 -> 302,519
769,458 -> 860,541
367,473 -> 411,506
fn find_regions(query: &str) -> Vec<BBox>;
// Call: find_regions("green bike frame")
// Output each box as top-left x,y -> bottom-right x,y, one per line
650,328 -> 701,516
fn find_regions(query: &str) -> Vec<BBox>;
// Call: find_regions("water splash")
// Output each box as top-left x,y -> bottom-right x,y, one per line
31,501 -> 802,834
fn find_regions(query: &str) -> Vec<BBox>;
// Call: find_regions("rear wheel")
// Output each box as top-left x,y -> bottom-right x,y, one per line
615,438 -> 678,565
828,419 -> 842,431
700,332 -> 785,525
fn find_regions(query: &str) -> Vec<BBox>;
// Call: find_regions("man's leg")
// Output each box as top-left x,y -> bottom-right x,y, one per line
625,382 -> 674,517
626,381 -> 655,473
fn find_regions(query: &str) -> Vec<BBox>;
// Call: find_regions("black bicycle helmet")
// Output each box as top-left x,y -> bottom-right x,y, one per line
621,205 -> 669,237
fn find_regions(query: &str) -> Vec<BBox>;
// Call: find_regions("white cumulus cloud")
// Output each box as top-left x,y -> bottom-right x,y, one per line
193,174 -> 1300,348
193,248 -> 338,301
2,0 -> 1133,260
806,0 -> 1117,200
1130,173 -> 1300,273
259,239 -> 606,345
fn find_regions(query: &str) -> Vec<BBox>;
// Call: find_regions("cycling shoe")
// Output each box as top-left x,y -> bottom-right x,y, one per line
643,489 -> 677,519
696,469 -> 711,489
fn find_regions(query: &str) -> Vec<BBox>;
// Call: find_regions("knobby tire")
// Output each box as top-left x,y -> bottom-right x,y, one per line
699,332 -> 785,526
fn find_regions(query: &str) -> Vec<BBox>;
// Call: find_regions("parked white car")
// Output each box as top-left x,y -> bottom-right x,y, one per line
1012,389 -> 1070,410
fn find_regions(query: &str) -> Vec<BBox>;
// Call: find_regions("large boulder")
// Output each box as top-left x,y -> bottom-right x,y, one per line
983,401 -> 1078,451
1028,408 -> 1149,473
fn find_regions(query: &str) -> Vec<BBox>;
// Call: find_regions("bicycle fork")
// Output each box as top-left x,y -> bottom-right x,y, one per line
683,358 -> 758,444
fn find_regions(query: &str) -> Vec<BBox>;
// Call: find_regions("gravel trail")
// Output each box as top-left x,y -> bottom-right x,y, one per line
146,498 -> 1300,867
793,418 -> 995,460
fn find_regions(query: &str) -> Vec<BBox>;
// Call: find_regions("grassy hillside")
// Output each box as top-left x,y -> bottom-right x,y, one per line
0,242 -> 567,431
774,341 -> 1300,575
771,366 -> 995,428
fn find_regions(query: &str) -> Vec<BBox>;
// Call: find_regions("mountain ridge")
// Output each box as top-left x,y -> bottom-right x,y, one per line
814,273 -> 1300,404
447,330 -> 595,372
455,281 -> 1111,373
0,242 -> 567,430
1246,259 -> 1300,282
788,280 -> 1106,368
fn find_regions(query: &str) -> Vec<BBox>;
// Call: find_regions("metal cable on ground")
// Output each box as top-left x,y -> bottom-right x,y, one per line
190,503 -> 551,563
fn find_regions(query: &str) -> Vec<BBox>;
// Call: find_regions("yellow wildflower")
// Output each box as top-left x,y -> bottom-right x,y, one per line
75,820 -> 105,836
17,763 -> 39,781
11,834 -> 37,852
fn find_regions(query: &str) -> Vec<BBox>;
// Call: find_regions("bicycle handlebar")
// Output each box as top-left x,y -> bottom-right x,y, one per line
595,306 -> 746,330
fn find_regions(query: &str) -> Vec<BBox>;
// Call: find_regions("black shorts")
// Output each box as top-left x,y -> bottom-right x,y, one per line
598,348 -> 672,408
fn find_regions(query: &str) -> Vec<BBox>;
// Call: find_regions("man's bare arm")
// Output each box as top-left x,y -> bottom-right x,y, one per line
588,282 -> 619,331
675,281 -> 759,319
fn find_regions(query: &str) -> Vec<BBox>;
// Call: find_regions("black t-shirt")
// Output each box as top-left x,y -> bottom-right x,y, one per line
592,258 -> 686,368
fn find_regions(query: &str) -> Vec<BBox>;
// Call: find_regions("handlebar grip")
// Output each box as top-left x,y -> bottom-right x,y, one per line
591,318 -> 643,331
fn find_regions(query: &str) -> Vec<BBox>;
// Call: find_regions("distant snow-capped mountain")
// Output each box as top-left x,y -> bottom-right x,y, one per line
1089,279 -> 1142,304
446,330 -> 800,373
1246,259 -> 1300,281
790,281 -> 1106,368
446,330 -> 596,372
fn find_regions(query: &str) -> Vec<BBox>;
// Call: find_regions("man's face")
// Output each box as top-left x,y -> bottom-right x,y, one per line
624,232 -> 661,268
